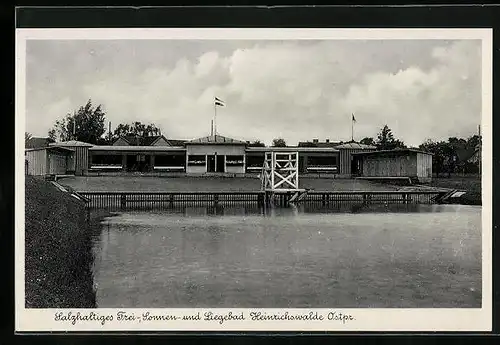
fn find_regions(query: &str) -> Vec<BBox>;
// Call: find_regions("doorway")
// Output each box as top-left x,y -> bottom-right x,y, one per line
351,156 -> 361,176
216,155 -> 225,173
207,155 -> 216,172
126,154 -> 151,172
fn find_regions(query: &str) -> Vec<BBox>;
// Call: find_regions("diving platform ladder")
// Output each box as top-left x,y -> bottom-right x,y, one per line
260,151 -> 309,205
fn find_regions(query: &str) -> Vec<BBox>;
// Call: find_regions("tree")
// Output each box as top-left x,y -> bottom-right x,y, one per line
112,121 -> 162,143
298,141 -> 317,147
47,129 -> 56,141
467,134 -> 481,150
272,138 -> 287,147
420,139 -> 446,177
360,137 -> 375,146
375,125 -> 406,150
49,99 -> 106,144
113,121 -> 161,137
247,140 -> 266,147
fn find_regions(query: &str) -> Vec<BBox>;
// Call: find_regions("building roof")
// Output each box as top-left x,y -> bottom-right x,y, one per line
335,142 -> 377,150
246,146 -> 339,153
114,135 -> 169,146
26,146 -> 75,154
49,140 -> 94,147
89,145 -> 186,152
187,134 -> 247,145
166,139 -> 188,146
352,148 -> 434,156
25,137 -> 55,149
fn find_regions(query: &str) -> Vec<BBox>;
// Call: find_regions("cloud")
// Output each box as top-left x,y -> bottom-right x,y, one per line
340,40 -> 481,145
25,39 -> 481,146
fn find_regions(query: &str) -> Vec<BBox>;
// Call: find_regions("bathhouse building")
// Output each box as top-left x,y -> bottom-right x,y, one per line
88,134 -> 186,174
26,134 -> 434,182
25,146 -> 74,176
336,142 -> 378,177
352,148 -> 433,183
185,135 -> 247,174
49,140 -> 93,176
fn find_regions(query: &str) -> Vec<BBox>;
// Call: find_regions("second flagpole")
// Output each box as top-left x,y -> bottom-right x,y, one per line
214,98 -> 217,137
351,114 -> 354,142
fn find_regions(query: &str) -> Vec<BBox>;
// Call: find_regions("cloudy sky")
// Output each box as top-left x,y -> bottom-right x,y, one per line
25,39 -> 481,146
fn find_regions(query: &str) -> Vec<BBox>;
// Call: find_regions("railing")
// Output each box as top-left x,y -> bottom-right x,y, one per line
303,191 -> 443,205
80,191 -> 265,211
306,166 -> 338,173
152,166 -> 185,171
90,165 -> 122,170
79,190 -> 447,210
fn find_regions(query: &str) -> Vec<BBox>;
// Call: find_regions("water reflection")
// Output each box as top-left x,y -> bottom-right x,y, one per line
107,203 -> 479,218
92,204 -> 482,308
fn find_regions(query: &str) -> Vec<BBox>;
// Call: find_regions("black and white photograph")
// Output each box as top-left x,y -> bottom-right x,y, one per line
16,27 -> 492,332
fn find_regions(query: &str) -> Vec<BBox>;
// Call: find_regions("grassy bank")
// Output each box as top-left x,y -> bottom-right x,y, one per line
25,176 -> 97,308
429,176 -> 482,205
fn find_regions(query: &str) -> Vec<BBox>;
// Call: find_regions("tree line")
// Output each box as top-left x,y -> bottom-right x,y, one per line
33,100 -> 481,176
44,99 -> 164,145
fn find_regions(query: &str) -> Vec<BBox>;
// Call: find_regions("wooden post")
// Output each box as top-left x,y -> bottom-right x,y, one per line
258,193 -> 264,207
120,194 -> 126,210
214,194 -> 219,206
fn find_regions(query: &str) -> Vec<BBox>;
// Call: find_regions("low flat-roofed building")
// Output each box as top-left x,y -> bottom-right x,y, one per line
25,146 -> 74,176
336,142 -> 378,177
89,145 -> 187,173
352,148 -> 433,183
49,140 -> 93,176
245,146 -> 340,174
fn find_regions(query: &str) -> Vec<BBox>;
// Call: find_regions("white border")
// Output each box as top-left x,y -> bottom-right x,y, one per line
15,28 -> 493,332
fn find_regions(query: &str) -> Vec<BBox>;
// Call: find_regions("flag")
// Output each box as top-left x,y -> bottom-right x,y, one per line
352,113 -> 356,123
215,97 -> 225,107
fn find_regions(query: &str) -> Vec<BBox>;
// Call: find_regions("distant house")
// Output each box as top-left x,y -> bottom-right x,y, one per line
25,137 -> 55,149
467,143 -> 481,165
298,138 -> 342,148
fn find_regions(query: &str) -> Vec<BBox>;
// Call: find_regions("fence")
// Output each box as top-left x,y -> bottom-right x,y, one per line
79,190 -> 446,211
80,191 -> 265,211
303,191 -> 442,205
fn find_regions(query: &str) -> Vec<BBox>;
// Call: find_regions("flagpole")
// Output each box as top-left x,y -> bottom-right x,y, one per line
351,114 -> 354,142
214,99 -> 217,137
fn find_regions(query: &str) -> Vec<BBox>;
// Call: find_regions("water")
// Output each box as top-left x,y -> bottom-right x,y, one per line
91,204 -> 481,308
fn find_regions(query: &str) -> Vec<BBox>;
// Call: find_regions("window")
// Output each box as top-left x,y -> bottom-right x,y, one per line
226,155 -> 244,166
246,155 -> 264,167
91,154 -> 122,165
307,156 -> 337,166
155,155 -> 185,167
187,155 -> 206,166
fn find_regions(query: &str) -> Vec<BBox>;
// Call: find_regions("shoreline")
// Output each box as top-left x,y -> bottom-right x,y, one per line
57,175 -> 482,206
